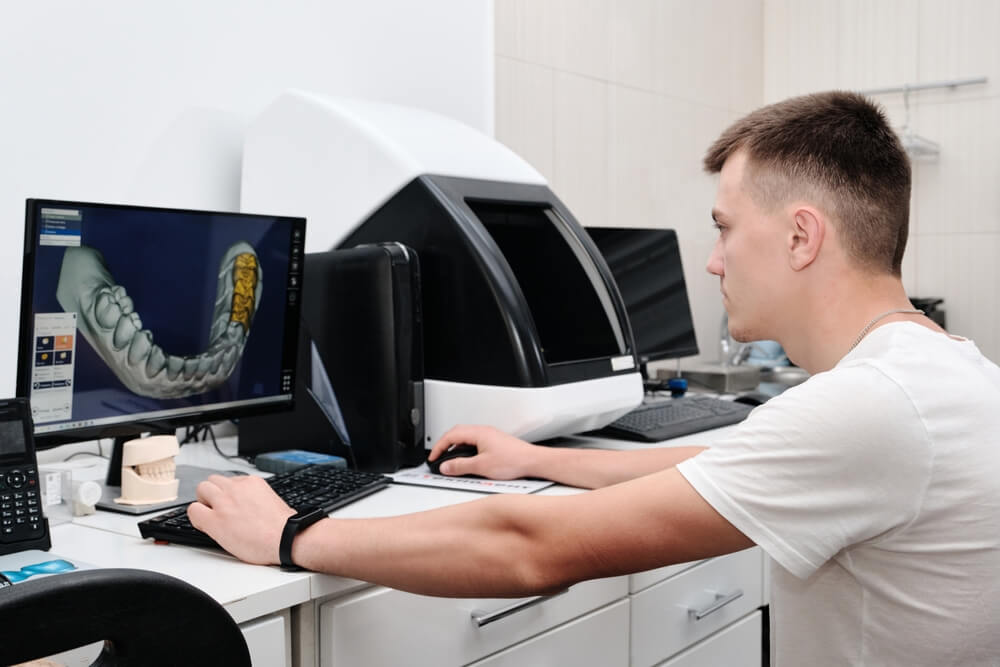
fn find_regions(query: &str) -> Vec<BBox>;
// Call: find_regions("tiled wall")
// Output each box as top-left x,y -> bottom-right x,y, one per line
495,0 -> 1000,364
765,0 -> 1000,362
495,0 -> 764,366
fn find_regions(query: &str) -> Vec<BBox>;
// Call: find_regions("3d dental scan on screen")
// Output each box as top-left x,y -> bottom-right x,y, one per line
17,200 -> 306,513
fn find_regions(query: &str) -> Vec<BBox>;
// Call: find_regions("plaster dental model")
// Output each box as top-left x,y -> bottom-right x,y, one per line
114,435 -> 180,505
56,241 -> 262,399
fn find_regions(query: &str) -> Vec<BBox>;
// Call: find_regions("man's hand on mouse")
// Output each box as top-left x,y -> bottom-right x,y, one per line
429,425 -> 538,480
187,474 -> 298,566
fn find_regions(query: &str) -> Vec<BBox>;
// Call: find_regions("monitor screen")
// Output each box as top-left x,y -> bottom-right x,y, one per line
17,199 -> 305,448
585,227 -> 699,370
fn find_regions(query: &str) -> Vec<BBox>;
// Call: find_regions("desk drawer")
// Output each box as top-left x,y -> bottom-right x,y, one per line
657,609 -> 762,667
631,547 -> 763,667
470,599 -> 629,667
318,576 -> 628,667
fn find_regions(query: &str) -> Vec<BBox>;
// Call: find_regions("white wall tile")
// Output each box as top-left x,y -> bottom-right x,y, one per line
918,0 -> 1000,94
913,233 -> 1000,362
611,0 -> 658,92
552,71 -> 610,227
554,0 -> 614,81
494,0 -> 520,59
608,85 -> 663,228
510,0 -> 614,80
727,0 -> 765,113
655,0 -> 731,109
763,0 -> 841,101
910,97 -> 1000,235
494,56 -> 556,179
835,0 -> 919,90
606,90 -> 729,230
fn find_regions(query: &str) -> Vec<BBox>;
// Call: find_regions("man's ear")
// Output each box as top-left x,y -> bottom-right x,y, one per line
788,206 -> 825,271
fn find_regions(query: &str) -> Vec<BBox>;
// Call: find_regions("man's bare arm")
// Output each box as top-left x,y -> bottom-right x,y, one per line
286,467 -> 753,598
430,425 -> 706,489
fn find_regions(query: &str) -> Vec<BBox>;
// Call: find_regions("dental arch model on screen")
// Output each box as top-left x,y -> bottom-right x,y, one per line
55,241 -> 262,399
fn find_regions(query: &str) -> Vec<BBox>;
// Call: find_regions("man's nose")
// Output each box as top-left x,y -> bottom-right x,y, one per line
706,241 -> 724,276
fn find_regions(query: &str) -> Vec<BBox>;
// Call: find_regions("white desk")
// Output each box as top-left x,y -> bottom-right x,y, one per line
46,427 -> 764,667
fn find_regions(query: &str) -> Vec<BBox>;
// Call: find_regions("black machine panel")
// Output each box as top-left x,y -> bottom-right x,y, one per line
338,175 -> 636,388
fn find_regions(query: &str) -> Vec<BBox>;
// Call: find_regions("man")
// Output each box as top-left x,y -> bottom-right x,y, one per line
189,92 -> 1000,665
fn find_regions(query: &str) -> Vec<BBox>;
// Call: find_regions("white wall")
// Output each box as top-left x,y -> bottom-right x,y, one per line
494,0 -> 763,367
0,1 -> 493,395
765,0 -> 1000,363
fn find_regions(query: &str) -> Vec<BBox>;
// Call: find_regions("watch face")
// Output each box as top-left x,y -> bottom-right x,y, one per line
294,506 -> 326,523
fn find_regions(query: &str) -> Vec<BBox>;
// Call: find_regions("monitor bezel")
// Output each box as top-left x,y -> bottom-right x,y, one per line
17,198 -> 305,450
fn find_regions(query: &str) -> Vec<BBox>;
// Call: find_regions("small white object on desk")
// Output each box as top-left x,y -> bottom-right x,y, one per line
71,479 -> 102,516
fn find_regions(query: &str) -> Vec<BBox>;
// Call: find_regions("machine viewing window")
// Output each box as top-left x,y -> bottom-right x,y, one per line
466,200 -> 627,364
18,199 -> 305,449
585,227 -> 699,375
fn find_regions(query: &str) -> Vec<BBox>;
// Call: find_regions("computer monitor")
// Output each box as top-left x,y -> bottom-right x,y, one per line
16,199 -> 305,489
585,227 -> 699,379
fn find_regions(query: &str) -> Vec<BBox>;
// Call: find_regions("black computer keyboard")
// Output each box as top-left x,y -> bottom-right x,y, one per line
138,464 -> 391,549
597,394 -> 754,442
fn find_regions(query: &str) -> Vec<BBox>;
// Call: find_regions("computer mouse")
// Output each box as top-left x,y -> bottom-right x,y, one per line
733,391 -> 770,407
427,444 -> 478,475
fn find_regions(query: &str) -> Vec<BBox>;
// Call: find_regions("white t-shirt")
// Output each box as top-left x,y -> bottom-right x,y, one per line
677,322 -> 1000,666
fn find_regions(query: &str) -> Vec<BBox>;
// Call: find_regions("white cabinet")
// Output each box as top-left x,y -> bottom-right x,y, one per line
471,599 -> 630,667
631,547 -> 763,667
657,610 -> 762,667
309,550 -> 764,667
240,610 -> 291,667
316,576 -> 628,666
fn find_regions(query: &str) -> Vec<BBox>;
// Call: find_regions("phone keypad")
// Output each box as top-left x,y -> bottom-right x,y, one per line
0,466 -> 44,542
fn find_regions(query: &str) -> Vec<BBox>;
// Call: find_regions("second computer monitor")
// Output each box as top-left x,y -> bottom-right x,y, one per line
585,227 -> 699,376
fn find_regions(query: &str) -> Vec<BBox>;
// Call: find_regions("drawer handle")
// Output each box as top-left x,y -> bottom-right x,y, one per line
470,589 -> 568,627
688,588 -> 744,620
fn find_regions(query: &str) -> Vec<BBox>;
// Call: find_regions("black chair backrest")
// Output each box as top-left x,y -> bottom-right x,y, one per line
0,567 -> 251,667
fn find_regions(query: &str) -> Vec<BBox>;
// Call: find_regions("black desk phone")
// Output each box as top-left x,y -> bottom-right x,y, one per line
0,398 -> 50,555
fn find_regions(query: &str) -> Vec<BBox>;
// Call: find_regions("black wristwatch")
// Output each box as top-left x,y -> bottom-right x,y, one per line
279,506 -> 327,571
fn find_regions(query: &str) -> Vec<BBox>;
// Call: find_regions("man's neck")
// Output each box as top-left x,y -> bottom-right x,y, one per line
781,273 -> 923,374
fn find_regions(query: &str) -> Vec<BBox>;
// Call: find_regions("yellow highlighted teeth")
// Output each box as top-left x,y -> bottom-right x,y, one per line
231,253 -> 258,330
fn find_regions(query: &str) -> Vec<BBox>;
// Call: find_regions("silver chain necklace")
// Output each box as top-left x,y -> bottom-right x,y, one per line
849,308 -> 924,351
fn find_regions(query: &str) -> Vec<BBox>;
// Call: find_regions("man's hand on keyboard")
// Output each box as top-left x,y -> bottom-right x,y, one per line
188,474 -> 296,565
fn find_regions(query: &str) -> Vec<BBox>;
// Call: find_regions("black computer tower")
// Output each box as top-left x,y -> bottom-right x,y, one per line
238,243 -> 424,472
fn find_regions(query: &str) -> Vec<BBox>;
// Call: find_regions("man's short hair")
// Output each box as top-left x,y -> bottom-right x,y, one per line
704,91 -> 911,276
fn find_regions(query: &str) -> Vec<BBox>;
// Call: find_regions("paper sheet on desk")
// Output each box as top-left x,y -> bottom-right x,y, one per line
390,465 -> 554,494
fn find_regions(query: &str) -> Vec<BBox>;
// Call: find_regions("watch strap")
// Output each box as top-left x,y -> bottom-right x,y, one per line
279,506 -> 326,571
